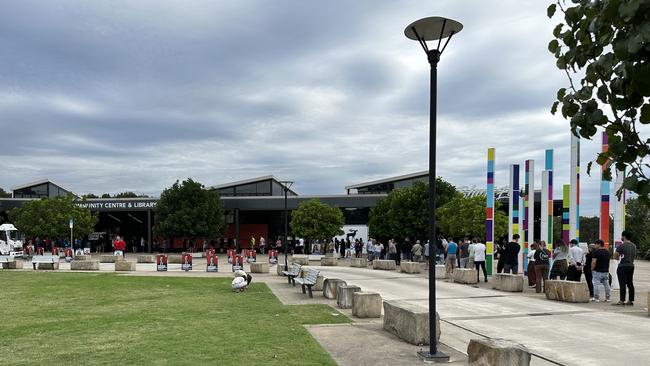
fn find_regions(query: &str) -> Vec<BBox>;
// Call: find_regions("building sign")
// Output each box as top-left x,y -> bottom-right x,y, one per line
74,199 -> 158,211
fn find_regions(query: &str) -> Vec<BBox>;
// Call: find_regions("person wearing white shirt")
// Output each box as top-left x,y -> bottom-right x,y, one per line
527,243 -> 538,288
567,239 -> 584,282
473,241 -> 487,283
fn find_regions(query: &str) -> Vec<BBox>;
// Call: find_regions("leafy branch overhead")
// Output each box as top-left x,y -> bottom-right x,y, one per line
548,0 -> 650,198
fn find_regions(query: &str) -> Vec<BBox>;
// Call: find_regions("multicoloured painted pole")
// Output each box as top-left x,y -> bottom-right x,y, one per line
570,134 -> 580,242
486,148 -> 495,275
518,189 -> 525,273
540,150 -> 554,248
562,184 -> 570,244
613,169 -> 626,249
524,160 -> 534,273
600,132 -> 611,249
508,164 -> 520,244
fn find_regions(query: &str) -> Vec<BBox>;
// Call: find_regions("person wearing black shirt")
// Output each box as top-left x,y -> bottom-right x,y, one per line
591,239 -> 611,302
583,244 -> 595,300
503,234 -> 521,274
614,230 -> 637,306
495,240 -> 506,273
533,241 -> 550,293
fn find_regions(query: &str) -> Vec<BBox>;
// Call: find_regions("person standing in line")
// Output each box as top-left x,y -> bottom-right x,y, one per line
412,240 -> 423,263
402,238 -> 413,262
436,236 -> 445,265
373,240 -> 383,261
591,239 -> 611,303
395,240 -> 402,265
474,240 -> 487,283
496,239 -> 506,273
445,238 -> 458,276
140,237 -> 146,253
527,242 -> 538,288
550,240 -> 569,280
584,243 -> 595,301
533,241 -> 550,293
259,236 -> 266,255
423,240 -> 430,269
502,234 -> 521,274
468,239 -> 476,269
567,239 -> 584,281
459,239 -> 470,268
614,230 -> 637,306
366,239 -> 375,261
388,240 -> 397,261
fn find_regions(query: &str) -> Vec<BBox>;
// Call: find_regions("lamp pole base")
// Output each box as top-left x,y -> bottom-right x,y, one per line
417,351 -> 450,363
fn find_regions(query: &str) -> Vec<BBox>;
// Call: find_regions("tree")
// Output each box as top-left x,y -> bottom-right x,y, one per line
548,0 -> 650,198
368,179 -> 459,242
101,193 -> 111,198
0,187 -> 11,198
8,195 -> 98,239
437,195 -> 508,241
82,193 -> 99,199
153,179 -> 225,241
625,197 -> 650,259
290,199 -> 344,247
114,192 -> 149,198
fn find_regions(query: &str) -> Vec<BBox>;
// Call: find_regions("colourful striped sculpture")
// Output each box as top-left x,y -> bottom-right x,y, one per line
485,148 -> 495,275
508,164 -> 520,244
540,150 -> 554,248
600,132 -> 611,249
613,169 -> 626,249
570,134 -> 580,242
524,160 -> 534,273
562,184 -> 570,244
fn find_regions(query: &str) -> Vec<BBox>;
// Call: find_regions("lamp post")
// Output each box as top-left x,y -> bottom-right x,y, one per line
404,16 -> 462,362
280,181 -> 294,271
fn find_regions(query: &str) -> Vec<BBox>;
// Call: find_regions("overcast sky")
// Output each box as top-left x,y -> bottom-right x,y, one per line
0,0 -> 643,216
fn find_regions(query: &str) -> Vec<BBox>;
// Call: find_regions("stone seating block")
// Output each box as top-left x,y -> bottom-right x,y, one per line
137,255 -> 155,263
435,264 -> 446,279
291,255 -> 310,265
71,260 -> 100,270
115,261 -> 136,271
312,275 -> 325,291
383,300 -> 440,345
352,292 -> 382,318
400,261 -> 421,274
373,260 -> 396,270
250,262 -> 269,273
647,291 -> 649,316
453,268 -> 478,284
2,260 -> 24,269
467,338 -> 531,366
350,258 -> 367,267
320,256 -> 338,266
100,255 -> 124,263
323,278 -> 347,299
167,256 -> 182,264
493,273 -> 524,292
336,285 -> 361,309
276,263 -> 286,276
74,255 -> 92,261
37,262 -> 59,270
545,280 -> 589,303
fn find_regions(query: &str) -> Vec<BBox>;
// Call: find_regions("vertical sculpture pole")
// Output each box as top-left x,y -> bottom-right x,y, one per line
508,164 -> 520,246
524,160 -> 534,274
600,132 -> 611,249
613,169 -> 626,248
486,148 -> 495,275
570,134 -> 580,242
518,189 -> 525,273
562,184 -> 570,244
540,150 -> 554,247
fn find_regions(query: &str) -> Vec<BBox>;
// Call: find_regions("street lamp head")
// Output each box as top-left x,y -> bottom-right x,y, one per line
404,16 -> 463,61
279,180 -> 294,190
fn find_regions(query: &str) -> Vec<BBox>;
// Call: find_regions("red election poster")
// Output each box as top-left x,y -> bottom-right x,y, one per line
205,249 -> 215,258
64,248 -> 73,262
52,247 -> 59,256
156,254 -> 168,271
232,255 -> 244,272
181,253 -> 193,271
227,249 -> 236,263
206,253 -> 218,272
268,250 -> 278,264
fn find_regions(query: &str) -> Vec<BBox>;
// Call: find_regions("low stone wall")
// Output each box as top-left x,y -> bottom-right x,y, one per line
352,292 -> 382,318
467,338 -> 531,366
400,261 -> 420,274
373,260 -> 396,271
168,256 -> 182,264
137,255 -> 155,263
337,285 -> 361,309
435,264 -> 446,279
250,262 -> 269,273
323,278 -> 346,299
453,268 -> 478,284
350,258 -> 367,267
545,280 -> 589,303
74,255 -> 92,261
493,273 -> 524,292
2,260 -> 24,269
312,275 -> 325,291
71,260 -> 100,271
115,261 -> 136,271
383,300 -> 440,345
291,255 -> 310,265
100,255 -> 123,263
38,262 -> 59,270
320,257 -> 337,266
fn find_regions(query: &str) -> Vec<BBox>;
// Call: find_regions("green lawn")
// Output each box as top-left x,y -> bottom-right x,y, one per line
0,272 -> 348,365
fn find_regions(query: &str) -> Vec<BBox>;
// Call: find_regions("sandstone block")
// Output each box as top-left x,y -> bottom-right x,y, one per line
453,268 -> 478,284
373,260 -> 396,270
352,292 -> 382,318
435,264 -> 446,279
312,275 -> 325,291
167,256 -> 182,264
291,255 -> 310,265
100,255 -> 124,263
323,278 -> 347,299
320,256 -> 338,266
350,258 -> 367,267
383,300 -> 440,345
400,261 -> 421,274
250,262 -> 269,273
336,285 -> 361,309
2,260 -> 24,269
37,262 -> 59,270
545,280 -> 589,303
115,261 -> 136,271
74,255 -> 92,261
137,255 -> 155,263
467,338 -> 531,366
71,260 -> 100,270
276,262 -> 286,276
493,273 -> 524,292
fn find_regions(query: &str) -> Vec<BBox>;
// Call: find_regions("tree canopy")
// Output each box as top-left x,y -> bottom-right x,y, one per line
0,187 -> 11,198
548,0 -> 650,198
625,197 -> 650,258
153,179 -> 225,239
8,195 -> 98,239
437,195 -> 508,241
290,199 -> 344,243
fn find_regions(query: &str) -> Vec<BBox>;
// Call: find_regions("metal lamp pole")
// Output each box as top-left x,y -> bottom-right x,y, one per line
404,16 -> 462,362
280,181 -> 293,271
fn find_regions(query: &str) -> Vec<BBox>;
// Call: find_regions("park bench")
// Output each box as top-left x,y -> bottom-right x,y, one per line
295,268 -> 320,298
282,263 -> 301,285
31,255 -> 59,270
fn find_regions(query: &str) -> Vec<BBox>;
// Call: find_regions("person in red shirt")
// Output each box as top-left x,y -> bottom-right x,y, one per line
113,236 -> 126,257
